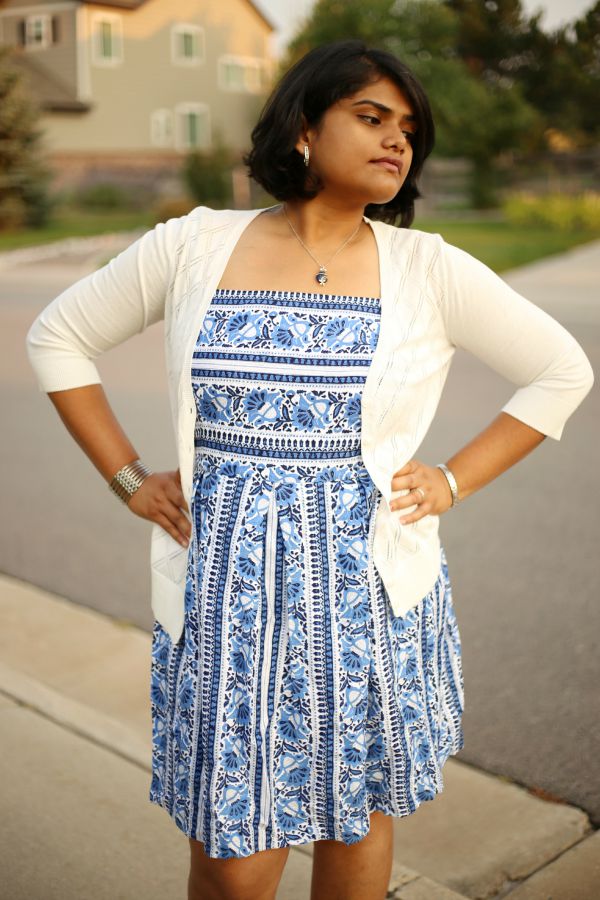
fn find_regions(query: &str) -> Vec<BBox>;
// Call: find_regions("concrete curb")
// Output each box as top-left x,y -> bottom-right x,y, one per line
1,572 -> 597,899
0,660 -> 150,771
0,573 -> 471,899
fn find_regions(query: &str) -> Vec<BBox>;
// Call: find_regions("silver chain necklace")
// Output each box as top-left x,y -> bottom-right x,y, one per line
282,206 -> 363,285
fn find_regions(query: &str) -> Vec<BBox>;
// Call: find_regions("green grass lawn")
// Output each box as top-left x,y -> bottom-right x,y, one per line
414,217 -> 599,272
1,207 -> 598,273
0,209 -> 154,251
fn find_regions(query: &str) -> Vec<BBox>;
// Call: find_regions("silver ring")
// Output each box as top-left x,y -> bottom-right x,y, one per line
414,487 -> 426,503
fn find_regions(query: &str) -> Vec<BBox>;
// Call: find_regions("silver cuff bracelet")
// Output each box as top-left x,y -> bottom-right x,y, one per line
108,458 -> 152,504
436,463 -> 460,507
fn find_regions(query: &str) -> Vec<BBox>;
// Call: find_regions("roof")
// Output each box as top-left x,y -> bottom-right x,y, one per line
78,0 -> 275,29
0,0 -> 274,30
78,1 -> 146,8
8,51 -> 91,113
241,0 -> 275,31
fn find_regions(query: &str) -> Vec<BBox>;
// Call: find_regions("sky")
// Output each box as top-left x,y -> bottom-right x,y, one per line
257,0 -> 596,55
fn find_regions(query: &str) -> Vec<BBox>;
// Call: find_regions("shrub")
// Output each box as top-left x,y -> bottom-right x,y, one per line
151,196 -> 198,224
0,194 -> 27,230
503,192 -> 600,232
182,141 -> 234,208
73,182 -> 135,211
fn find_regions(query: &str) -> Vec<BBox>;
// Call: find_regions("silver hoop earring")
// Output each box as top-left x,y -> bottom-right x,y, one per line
304,145 -> 310,167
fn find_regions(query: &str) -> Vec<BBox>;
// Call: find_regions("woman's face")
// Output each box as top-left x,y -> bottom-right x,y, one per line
297,75 -> 417,207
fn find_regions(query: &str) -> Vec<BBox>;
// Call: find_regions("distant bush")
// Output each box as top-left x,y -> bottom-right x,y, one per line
503,192 -> 600,232
73,182 -> 136,211
182,142 -> 234,208
0,194 -> 27,230
151,196 -> 197,224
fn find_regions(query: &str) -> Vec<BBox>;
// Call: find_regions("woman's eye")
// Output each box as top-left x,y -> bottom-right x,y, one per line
359,114 -> 381,125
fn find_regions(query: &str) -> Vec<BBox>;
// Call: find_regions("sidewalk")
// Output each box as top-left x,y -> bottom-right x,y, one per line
0,228 -> 145,272
1,573 -> 598,900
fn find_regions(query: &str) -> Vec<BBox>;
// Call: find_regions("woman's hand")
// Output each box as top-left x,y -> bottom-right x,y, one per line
389,459 -> 454,524
127,468 -> 191,547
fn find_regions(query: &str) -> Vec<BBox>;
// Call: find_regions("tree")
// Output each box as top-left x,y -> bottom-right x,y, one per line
384,1 -> 540,205
568,0 -> 600,137
445,0 -> 600,146
444,0 -> 537,80
284,0 -> 540,206
0,47 -> 52,230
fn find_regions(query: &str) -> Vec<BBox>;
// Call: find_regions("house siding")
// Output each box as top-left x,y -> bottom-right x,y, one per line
0,0 -> 274,197
36,0 -> 273,153
0,2 -> 79,95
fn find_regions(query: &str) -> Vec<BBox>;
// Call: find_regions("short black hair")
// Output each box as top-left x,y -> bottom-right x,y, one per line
243,40 -> 435,227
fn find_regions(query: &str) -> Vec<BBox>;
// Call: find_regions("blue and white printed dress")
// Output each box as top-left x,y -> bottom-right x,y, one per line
149,288 -> 465,859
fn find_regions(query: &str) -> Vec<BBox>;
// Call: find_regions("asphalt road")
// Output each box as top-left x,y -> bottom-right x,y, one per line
1,236 -> 598,823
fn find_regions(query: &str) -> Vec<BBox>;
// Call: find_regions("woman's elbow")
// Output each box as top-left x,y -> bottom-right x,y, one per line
575,348 -> 594,398
25,317 -> 45,362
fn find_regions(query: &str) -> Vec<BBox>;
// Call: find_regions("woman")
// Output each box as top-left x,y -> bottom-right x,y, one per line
26,40 -> 593,900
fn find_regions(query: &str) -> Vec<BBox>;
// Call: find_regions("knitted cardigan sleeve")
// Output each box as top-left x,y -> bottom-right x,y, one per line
432,235 -> 594,440
25,214 -> 187,392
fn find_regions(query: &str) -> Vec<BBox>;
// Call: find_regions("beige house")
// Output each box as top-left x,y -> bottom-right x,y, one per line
0,0 -> 276,196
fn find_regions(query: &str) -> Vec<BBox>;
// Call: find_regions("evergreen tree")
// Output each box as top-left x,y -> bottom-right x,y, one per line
536,1 -> 600,141
445,0 -> 600,145
284,0 -> 539,207
444,0 -> 536,81
569,0 -> 600,137
0,47 -> 52,230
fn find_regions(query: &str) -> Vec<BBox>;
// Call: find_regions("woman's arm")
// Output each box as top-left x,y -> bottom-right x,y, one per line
26,214 -> 194,545
25,214 -> 185,393
49,384 -> 140,482
48,384 -> 191,545
390,412 -> 545,522
443,411 -> 546,501
391,236 -> 593,522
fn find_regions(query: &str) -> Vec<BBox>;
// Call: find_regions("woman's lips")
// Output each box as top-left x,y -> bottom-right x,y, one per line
371,160 -> 402,174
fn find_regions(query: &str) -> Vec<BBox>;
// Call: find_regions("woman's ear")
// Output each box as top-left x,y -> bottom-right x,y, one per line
294,114 -> 311,156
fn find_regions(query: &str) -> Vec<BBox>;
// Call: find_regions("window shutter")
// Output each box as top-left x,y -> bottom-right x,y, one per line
51,16 -> 60,44
18,20 -> 26,46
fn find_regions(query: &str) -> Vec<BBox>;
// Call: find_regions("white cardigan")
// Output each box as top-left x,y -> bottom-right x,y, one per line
26,205 -> 594,643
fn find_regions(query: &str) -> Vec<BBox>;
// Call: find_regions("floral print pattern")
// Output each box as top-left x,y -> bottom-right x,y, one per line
149,289 -> 465,859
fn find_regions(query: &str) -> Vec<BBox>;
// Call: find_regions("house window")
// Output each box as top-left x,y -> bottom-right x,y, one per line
175,103 -> 210,151
171,24 -> 204,66
151,109 -> 174,148
218,55 -> 270,93
18,15 -> 51,50
18,15 -> 61,48
91,13 -> 123,66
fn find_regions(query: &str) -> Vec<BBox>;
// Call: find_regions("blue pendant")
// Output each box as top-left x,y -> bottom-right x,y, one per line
316,268 -> 328,285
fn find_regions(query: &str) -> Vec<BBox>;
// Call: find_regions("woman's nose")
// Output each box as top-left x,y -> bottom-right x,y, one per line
384,129 -> 408,151
384,137 -> 406,154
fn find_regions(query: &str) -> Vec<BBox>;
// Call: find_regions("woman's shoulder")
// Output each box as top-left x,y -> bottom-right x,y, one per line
367,218 -> 446,267
150,205 -> 270,251
183,204 -> 272,226
368,216 -> 443,245
370,219 -> 492,279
